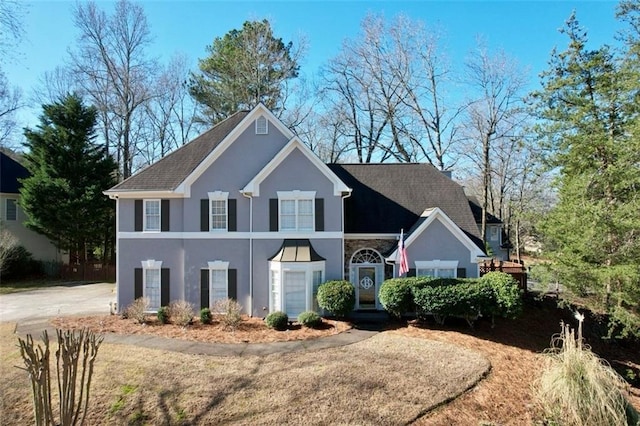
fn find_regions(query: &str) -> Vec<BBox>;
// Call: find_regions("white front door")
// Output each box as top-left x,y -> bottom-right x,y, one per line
283,271 -> 306,318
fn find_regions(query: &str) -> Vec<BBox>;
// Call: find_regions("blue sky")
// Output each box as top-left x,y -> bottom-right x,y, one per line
5,0 -> 623,128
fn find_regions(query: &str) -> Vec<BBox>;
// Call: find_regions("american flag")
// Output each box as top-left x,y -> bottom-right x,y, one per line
397,229 -> 409,276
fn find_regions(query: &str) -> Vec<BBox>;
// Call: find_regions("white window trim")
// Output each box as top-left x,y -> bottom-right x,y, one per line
5,198 -> 17,221
208,260 -> 229,309
489,226 -> 501,242
255,115 -> 268,135
143,199 -> 161,232
415,260 -> 459,278
141,259 -> 163,312
269,260 -> 325,316
208,191 -> 229,231
277,190 -> 316,232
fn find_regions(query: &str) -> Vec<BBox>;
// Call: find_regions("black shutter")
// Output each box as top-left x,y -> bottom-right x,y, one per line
228,199 -> 237,231
228,269 -> 237,300
200,269 -> 209,309
134,200 -> 143,231
457,268 -> 467,278
269,198 -> 278,231
161,268 -> 170,306
200,199 -> 209,231
161,200 -> 170,231
407,268 -> 416,277
315,198 -> 324,231
134,268 -> 143,299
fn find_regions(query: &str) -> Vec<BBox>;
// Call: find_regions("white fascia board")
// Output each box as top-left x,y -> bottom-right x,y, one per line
175,104 -> 295,197
104,190 -> 183,199
386,207 -> 485,263
118,231 -> 344,239
242,137 -> 351,197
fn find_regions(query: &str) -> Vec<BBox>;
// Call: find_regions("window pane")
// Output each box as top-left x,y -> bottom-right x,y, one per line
284,271 -> 306,318
6,199 -> 17,221
312,271 -> 322,312
280,200 -> 296,230
144,200 -> 160,231
281,200 -> 295,214
298,199 -> 313,215
145,269 -> 161,310
417,268 -> 435,277
271,270 -> 281,311
438,269 -> 455,278
210,200 -> 227,230
210,269 -> 227,305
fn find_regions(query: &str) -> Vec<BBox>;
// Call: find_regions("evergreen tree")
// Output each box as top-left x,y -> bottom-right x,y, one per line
20,94 -> 117,264
533,12 -> 640,338
189,19 -> 300,124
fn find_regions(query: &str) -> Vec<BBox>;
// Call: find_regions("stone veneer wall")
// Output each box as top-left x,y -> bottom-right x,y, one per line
344,239 -> 397,280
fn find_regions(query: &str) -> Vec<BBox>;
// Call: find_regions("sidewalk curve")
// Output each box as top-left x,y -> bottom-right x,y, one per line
14,320 -> 378,357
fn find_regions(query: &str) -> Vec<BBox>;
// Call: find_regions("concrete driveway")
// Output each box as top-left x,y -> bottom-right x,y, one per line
0,282 -> 116,324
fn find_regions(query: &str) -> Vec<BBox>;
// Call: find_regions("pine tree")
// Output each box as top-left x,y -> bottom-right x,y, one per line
189,19 -> 300,124
20,94 -> 117,264
533,12 -> 640,338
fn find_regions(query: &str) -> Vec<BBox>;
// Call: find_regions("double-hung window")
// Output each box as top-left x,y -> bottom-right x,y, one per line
5,198 -> 17,221
144,200 -> 160,231
277,191 -> 315,231
208,191 -> 228,231
208,261 -> 229,309
142,260 -> 162,310
415,260 -> 459,278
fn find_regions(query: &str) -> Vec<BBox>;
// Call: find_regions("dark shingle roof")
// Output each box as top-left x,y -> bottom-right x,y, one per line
328,163 -> 483,247
0,152 -> 29,194
467,196 -> 502,224
108,111 -> 249,192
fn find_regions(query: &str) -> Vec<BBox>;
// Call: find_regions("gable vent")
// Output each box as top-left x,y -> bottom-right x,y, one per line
255,116 -> 268,135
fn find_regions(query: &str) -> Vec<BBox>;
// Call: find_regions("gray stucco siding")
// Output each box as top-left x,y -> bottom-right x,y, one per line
253,149 -> 343,232
184,124 -> 290,232
251,238 -> 343,317
117,239 -> 185,310
117,198 -> 184,232
406,219 -> 478,278
182,239 -> 250,312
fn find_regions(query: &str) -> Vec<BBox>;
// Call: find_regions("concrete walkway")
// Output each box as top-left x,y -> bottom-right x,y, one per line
14,320 -> 378,357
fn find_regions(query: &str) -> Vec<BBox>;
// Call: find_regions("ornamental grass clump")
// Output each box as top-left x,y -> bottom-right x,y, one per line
213,299 -> 243,331
124,297 -> 149,324
535,320 -> 639,426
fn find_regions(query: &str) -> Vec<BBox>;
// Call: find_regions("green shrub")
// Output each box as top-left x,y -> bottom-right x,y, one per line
213,298 -> 243,331
298,311 -> 322,328
265,311 -> 288,330
0,244 -> 43,280
535,323 -> 639,425
169,300 -> 194,327
317,280 -> 355,317
200,308 -> 212,324
480,271 -> 523,322
413,279 -> 493,327
379,278 -> 415,318
157,306 -> 170,324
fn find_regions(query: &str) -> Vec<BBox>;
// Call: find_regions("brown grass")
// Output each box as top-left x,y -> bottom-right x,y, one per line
3,297 -> 639,425
50,314 -> 351,343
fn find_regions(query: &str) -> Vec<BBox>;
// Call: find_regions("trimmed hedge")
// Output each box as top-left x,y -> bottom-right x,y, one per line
380,272 -> 523,328
265,311 -> 289,330
298,311 -> 322,328
317,280 -> 355,317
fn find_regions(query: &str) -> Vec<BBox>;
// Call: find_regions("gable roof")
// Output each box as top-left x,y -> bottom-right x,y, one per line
0,152 -> 29,194
467,196 -> 502,224
107,111 -> 249,193
387,207 -> 486,262
327,163 -> 482,247
242,137 -> 351,196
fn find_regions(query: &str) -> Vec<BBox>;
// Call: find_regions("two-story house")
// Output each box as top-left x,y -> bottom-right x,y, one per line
105,104 -> 487,318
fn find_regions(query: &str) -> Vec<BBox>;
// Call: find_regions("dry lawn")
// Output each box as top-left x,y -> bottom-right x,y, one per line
0,325 -> 488,425
2,296 -> 639,425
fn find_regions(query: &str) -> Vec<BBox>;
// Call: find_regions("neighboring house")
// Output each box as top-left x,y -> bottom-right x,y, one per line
105,104 -> 488,318
467,197 -> 511,261
0,152 -> 65,263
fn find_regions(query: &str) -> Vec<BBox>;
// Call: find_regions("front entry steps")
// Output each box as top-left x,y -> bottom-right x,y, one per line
350,310 -> 390,331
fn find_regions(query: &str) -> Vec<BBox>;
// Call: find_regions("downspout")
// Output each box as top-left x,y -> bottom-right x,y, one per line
341,190 -> 352,280
241,191 -> 254,316
109,194 -> 120,313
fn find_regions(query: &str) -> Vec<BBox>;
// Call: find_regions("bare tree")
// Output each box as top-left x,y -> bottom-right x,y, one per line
0,0 -> 25,64
71,0 -> 155,179
0,70 -> 21,147
462,41 -> 529,245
